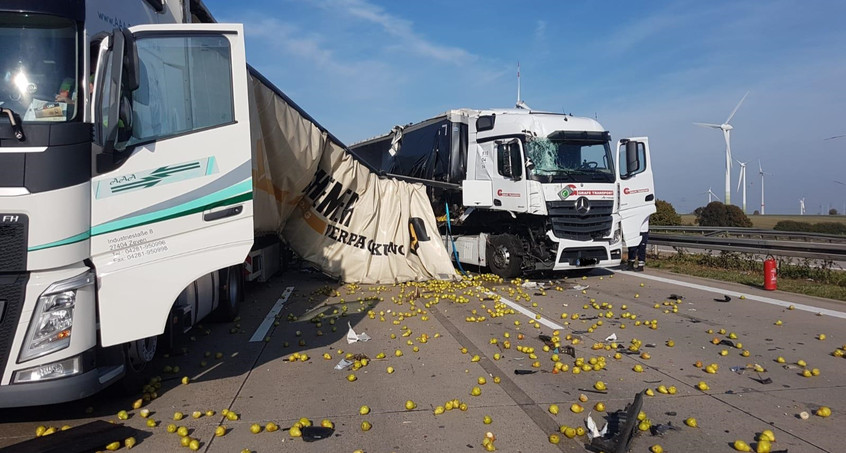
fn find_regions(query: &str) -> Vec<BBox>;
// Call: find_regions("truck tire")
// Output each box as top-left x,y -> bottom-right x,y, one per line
487,235 -> 523,278
214,265 -> 243,321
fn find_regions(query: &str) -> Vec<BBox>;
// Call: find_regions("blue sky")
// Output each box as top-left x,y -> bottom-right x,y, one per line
205,0 -> 846,215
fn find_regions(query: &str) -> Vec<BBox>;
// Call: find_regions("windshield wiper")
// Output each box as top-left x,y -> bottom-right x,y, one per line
0,108 -> 25,141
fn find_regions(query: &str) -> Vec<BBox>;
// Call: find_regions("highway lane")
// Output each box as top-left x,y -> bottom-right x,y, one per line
0,266 -> 843,452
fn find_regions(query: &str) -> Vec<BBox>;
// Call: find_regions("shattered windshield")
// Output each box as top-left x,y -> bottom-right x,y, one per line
0,13 -> 78,122
525,135 -> 614,182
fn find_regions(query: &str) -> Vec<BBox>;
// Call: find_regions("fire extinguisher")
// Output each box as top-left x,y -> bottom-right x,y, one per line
763,255 -> 777,291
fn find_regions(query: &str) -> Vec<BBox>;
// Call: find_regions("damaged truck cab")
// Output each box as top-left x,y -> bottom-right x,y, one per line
350,108 -> 656,277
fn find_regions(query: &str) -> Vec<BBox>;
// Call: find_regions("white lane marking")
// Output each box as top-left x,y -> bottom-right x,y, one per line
192,362 -> 223,380
487,291 -> 565,330
629,272 -> 846,319
250,286 -> 294,342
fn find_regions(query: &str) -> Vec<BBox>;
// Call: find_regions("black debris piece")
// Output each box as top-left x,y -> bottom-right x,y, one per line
668,294 -> 685,300
714,295 -> 732,302
562,346 -> 576,358
302,426 -> 334,441
514,369 -> 538,375
650,421 -> 680,436
587,391 -> 644,453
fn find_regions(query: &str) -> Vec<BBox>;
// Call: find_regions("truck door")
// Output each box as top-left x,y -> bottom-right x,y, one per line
616,137 -> 656,246
90,24 -> 253,346
485,139 -> 528,211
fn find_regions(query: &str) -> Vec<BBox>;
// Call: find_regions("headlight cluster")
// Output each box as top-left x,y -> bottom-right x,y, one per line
611,224 -> 622,244
18,271 -> 93,363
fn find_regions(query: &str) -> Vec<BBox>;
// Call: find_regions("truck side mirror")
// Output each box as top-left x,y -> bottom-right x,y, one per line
625,140 -> 640,177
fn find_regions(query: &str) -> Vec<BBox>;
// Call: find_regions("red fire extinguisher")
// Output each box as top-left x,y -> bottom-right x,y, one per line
763,255 -> 777,291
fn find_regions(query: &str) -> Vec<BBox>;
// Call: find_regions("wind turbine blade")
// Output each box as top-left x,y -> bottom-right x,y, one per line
726,90 -> 749,124
737,169 -> 743,192
693,122 -> 722,129
758,159 -> 763,174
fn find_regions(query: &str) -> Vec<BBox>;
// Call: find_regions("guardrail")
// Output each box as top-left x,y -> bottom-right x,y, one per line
648,226 -> 846,261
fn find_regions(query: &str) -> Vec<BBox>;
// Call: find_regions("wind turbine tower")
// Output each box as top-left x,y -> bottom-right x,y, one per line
800,198 -> 805,215
694,91 -> 750,206
758,160 -> 769,215
706,187 -> 721,203
736,159 -> 748,213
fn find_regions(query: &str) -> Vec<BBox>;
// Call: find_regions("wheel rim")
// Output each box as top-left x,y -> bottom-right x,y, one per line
492,245 -> 511,270
127,336 -> 157,372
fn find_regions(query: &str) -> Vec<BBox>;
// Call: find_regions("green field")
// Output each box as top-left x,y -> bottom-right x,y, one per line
679,214 -> 846,229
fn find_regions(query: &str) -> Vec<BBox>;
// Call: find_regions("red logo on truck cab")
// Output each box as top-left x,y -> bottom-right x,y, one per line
496,189 -> 520,197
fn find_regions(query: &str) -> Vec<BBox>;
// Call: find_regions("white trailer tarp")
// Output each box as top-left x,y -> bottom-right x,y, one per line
248,74 -> 457,283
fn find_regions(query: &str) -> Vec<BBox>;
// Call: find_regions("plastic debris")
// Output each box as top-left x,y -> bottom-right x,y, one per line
573,285 -> 590,291
714,295 -> 732,302
346,322 -> 371,344
605,333 -> 617,342
334,359 -> 353,370
514,369 -> 538,375
668,294 -> 685,300
586,412 -> 608,440
521,281 -> 540,289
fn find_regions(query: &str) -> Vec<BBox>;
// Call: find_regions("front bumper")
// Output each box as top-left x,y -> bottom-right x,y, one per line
549,241 -> 622,271
0,349 -> 124,408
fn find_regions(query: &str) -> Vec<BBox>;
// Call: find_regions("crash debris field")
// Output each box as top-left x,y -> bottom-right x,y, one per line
1,267 -> 843,453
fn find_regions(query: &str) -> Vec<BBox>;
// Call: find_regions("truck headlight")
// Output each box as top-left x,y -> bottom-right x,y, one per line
611,225 -> 622,244
19,271 -> 94,363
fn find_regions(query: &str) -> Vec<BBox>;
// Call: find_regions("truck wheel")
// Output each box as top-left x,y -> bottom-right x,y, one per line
126,335 -> 157,374
487,235 -> 523,278
214,265 -> 243,321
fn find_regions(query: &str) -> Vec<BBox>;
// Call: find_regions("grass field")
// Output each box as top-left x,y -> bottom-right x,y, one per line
679,214 -> 846,229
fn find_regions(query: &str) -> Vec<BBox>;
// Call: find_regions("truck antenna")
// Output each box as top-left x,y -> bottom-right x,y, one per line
515,62 -> 531,110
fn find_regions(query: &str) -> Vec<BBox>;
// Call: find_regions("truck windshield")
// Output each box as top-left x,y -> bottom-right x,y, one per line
0,13 -> 78,122
525,136 -> 614,183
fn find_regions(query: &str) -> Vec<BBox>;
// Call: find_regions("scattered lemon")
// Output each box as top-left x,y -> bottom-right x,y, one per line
816,406 -> 832,417
684,417 -> 698,428
549,404 -> 559,415
250,424 -> 261,434
549,433 -> 561,444
405,400 -> 416,410
570,403 -> 584,413
214,426 -> 226,437
361,421 -> 372,431
733,440 -> 752,451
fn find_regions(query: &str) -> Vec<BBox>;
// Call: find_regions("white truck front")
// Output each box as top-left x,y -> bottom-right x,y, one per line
457,109 -> 655,276
0,0 -> 253,407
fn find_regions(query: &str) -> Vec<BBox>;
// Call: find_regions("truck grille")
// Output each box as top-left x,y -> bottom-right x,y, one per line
0,214 -> 28,272
0,274 -> 28,375
546,200 -> 613,240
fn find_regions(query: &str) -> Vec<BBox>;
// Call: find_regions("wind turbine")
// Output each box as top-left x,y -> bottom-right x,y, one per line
799,197 -> 805,215
758,160 -> 771,215
694,91 -> 750,206
736,159 -> 748,213
704,187 -> 722,203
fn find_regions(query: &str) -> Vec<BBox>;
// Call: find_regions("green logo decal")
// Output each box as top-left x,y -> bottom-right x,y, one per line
95,157 -> 218,199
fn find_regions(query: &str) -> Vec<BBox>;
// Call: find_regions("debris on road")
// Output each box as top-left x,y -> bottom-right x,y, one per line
714,295 -> 732,302
346,322 -> 371,343
588,391 -> 644,453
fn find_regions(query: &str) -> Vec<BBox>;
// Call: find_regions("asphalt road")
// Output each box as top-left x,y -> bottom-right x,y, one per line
1,265 -> 844,453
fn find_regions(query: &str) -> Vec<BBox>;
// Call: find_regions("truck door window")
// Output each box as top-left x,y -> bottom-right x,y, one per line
496,140 -> 522,179
122,34 -> 234,149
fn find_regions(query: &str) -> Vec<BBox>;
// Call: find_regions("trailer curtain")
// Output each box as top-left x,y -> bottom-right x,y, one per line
248,74 -> 457,283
